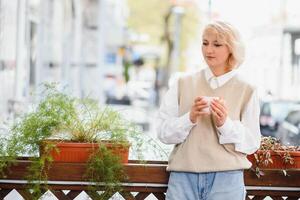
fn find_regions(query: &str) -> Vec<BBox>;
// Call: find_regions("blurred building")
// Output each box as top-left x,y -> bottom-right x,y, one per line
0,0 -> 129,118
195,0 -> 300,100
1,0 -> 300,120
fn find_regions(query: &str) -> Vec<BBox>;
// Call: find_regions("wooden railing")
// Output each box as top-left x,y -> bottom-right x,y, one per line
0,159 -> 299,199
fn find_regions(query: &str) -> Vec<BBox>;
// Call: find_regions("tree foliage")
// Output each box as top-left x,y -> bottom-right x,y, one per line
127,0 -> 202,71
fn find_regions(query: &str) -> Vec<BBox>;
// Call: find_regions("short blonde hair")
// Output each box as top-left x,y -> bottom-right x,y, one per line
203,21 -> 245,68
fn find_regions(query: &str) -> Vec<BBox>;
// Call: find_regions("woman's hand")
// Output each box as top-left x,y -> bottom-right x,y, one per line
189,97 -> 209,123
210,98 -> 227,127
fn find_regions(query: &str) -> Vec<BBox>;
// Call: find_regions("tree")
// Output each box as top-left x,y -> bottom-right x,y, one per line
127,0 -> 201,87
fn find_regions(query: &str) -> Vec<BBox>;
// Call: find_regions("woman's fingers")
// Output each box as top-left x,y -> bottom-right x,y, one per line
194,96 -> 203,103
190,97 -> 211,123
196,104 -> 209,111
195,100 -> 208,107
191,96 -> 228,123
211,98 -> 227,127
211,103 -> 224,117
194,97 -> 209,111
211,109 -> 221,120
194,97 -> 208,105
211,99 -> 226,113
194,110 -> 210,116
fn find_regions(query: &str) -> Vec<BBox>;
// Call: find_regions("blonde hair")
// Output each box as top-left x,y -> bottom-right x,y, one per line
203,21 -> 245,68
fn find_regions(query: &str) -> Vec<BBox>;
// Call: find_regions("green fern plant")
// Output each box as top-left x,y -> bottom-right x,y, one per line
0,83 -> 167,199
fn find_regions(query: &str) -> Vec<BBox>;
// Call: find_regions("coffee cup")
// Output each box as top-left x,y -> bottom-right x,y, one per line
202,96 -> 219,114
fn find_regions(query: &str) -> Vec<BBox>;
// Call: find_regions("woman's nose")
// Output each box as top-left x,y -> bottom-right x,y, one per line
204,45 -> 214,53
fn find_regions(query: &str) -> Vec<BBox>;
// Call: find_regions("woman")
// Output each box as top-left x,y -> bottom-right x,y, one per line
156,21 -> 261,200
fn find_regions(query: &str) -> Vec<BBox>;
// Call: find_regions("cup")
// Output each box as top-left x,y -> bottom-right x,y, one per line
202,96 -> 218,114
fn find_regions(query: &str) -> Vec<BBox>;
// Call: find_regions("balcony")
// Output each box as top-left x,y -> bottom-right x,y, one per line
0,158 -> 299,199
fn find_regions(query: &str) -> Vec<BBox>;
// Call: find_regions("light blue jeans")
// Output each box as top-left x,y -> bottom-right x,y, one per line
166,170 -> 246,200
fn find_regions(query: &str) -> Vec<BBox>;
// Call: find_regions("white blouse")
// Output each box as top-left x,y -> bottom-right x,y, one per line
156,68 -> 261,155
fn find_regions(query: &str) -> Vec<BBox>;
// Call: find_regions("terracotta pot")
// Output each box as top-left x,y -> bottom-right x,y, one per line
247,150 -> 300,169
40,140 -> 130,163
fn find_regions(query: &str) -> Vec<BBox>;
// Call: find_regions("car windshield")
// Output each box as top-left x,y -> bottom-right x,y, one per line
270,102 -> 300,121
286,110 -> 300,124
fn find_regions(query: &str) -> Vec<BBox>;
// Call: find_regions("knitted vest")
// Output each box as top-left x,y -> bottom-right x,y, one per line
167,70 -> 254,172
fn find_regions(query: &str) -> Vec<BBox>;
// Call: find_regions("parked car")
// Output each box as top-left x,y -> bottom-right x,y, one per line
260,100 -> 300,137
276,109 -> 300,146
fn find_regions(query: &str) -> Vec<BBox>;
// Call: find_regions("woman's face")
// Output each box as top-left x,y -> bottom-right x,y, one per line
202,29 -> 231,70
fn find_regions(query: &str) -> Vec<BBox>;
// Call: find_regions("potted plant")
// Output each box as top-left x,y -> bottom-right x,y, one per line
0,83 -> 149,199
247,136 -> 300,177
37,95 -> 134,164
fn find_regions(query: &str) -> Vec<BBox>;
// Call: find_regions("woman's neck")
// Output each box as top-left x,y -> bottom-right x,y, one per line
209,66 -> 232,77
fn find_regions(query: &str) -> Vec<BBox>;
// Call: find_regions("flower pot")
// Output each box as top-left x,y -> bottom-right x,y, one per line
247,150 -> 300,169
40,140 -> 130,163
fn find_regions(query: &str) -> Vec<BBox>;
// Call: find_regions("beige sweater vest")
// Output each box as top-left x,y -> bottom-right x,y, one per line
167,70 -> 254,172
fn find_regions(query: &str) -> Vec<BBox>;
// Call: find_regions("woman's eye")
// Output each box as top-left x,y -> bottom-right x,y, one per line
202,42 -> 208,46
214,44 -> 222,47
